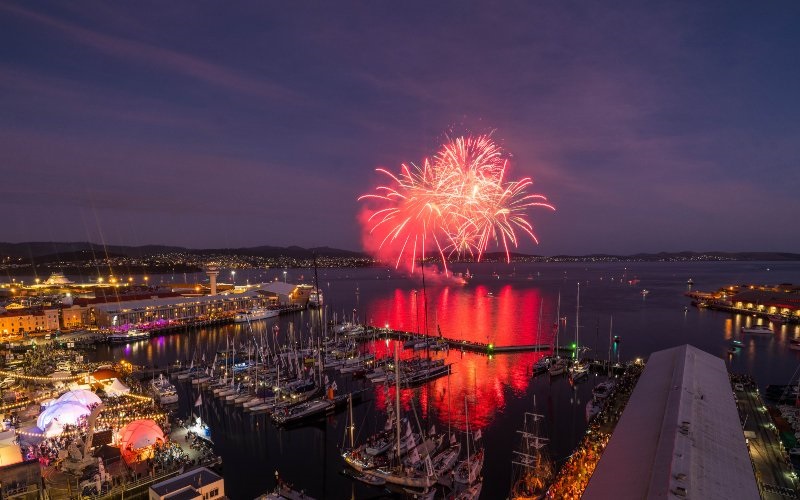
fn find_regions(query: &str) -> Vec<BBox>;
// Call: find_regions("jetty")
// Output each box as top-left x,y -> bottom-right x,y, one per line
351,327 -> 573,356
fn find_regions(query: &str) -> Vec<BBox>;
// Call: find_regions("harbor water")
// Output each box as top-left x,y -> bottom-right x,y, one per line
86,261 -> 800,499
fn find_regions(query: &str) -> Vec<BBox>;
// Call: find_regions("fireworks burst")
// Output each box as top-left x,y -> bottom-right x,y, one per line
359,134 -> 554,272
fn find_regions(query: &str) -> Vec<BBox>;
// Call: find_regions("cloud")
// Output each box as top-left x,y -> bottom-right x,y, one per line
0,3 -> 300,104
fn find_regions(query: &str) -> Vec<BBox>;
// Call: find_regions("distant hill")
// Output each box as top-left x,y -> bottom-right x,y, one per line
0,241 -> 366,260
1,243 -> 798,262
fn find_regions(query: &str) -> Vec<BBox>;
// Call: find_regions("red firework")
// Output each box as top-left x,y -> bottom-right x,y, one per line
359,134 -> 554,272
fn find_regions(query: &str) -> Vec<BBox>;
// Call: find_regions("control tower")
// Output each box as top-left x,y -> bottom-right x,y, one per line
206,265 -> 220,295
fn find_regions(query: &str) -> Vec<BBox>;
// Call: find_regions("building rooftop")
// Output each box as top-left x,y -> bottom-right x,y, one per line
150,467 -> 221,497
583,344 -> 759,500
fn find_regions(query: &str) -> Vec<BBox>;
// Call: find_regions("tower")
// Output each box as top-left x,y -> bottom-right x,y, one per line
206,265 -> 219,295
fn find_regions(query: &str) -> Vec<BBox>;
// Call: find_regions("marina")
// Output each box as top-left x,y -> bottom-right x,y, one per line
1,262 -> 800,498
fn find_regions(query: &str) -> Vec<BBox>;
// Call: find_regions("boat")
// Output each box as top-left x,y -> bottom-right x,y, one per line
741,324 -> 773,335
107,329 -> 150,344
272,396 -> 334,425
343,347 -> 437,489
451,480 -> 483,500
730,339 -> 744,348
341,468 -> 386,487
788,343 -> 800,351
453,397 -> 484,487
586,399 -> 603,422
591,381 -> 615,400
549,293 -> 566,377
510,406 -> 554,499
532,357 -> 550,376
261,472 -> 316,500
149,374 -> 179,405
569,362 -> 589,381
641,289 -> 649,296
687,278 -> 694,286
234,308 -> 279,322
308,288 -> 323,308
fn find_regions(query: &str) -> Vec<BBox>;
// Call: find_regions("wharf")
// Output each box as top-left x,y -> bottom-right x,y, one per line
686,293 -> 798,325
735,381 -> 799,499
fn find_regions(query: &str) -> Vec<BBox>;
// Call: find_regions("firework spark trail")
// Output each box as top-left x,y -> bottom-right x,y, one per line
359,134 -> 554,272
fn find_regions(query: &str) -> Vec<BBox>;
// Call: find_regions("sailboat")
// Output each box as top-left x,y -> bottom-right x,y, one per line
509,398 -> 554,500
452,396 -> 484,494
548,293 -> 567,377
568,283 -> 589,381
342,345 -> 437,489
586,316 -> 616,422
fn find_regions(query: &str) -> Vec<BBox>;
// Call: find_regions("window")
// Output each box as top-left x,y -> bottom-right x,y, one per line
209,488 -> 219,498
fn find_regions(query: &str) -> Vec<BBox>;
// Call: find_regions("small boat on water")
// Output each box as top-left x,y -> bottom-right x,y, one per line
731,339 -> 744,348
341,468 -> 386,487
742,324 -> 773,335
108,329 -> 150,344
586,399 -> 603,422
591,381 -> 615,400
548,358 -> 567,377
234,307 -> 279,322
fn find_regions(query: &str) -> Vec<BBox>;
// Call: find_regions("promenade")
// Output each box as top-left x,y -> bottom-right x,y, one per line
734,376 -> 799,499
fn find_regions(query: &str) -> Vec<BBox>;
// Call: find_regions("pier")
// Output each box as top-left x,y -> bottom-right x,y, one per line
351,327 -> 573,356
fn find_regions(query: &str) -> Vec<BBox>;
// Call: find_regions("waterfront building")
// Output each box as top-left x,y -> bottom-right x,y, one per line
149,467 -> 224,500
91,283 -> 304,328
0,308 -> 59,336
60,304 -> 89,329
583,344 -> 759,499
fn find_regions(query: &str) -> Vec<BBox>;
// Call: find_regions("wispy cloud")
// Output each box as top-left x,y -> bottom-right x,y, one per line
0,2 -> 301,104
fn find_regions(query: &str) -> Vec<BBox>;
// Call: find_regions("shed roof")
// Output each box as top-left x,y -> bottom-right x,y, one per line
583,344 -> 759,500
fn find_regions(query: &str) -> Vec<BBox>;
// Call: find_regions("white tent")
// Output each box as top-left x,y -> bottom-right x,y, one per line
57,389 -> 101,408
36,401 -> 90,434
104,378 -> 130,397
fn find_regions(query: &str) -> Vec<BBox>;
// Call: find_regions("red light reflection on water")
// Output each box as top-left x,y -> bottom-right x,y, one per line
367,286 -> 556,431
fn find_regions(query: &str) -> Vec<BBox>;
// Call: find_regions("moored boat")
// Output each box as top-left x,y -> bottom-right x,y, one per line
234,307 -> 279,322
108,329 -> 150,344
741,324 -> 773,335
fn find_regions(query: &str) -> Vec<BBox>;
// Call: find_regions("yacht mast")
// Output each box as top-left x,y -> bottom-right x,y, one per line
395,343 -> 401,462
575,282 -> 580,361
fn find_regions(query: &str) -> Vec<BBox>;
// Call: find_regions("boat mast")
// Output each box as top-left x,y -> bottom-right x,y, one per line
608,316 -> 613,378
555,292 -> 561,357
536,298 -> 543,352
394,343 -> 402,462
348,393 -> 354,449
575,282 -> 580,361
465,395 -> 471,483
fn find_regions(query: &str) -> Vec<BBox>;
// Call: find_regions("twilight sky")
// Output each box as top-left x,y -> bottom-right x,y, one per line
1,1 -> 798,255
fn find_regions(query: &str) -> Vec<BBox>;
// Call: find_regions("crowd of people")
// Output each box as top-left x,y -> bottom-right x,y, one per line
546,362 -> 643,499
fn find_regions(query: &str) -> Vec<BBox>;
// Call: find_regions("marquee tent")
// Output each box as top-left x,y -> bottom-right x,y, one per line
118,419 -> 164,452
36,401 -> 91,435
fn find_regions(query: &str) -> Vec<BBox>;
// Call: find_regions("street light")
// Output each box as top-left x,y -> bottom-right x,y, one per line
283,270 -> 287,283
231,271 -> 236,285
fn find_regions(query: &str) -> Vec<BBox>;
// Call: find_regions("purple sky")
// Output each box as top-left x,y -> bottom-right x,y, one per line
1,2 -> 798,255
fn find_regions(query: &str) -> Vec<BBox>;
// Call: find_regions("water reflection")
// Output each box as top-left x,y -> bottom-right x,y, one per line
84,262 -> 800,499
